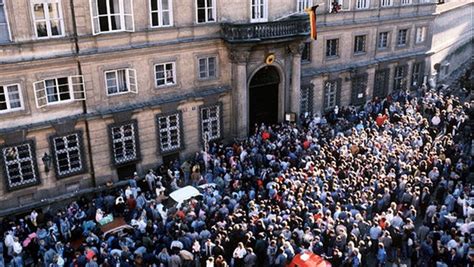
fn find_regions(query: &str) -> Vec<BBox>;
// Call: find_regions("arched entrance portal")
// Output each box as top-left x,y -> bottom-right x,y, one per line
249,66 -> 280,132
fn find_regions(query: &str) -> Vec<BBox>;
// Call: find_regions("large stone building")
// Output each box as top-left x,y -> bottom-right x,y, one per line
0,0 -> 469,213
428,0 -> 472,85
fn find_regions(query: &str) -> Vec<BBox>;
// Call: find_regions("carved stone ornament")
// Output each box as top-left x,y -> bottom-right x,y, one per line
229,49 -> 250,64
288,42 -> 306,55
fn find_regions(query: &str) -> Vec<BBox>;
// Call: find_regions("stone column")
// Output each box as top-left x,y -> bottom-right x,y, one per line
366,65 -> 377,101
288,42 -> 304,119
229,48 -> 250,139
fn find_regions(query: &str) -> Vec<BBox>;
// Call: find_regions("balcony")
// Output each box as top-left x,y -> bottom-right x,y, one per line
221,15 -> 309,43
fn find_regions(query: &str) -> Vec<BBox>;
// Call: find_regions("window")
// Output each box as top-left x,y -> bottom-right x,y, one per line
0,0 -> 11,43
301,42 -> 311,62
201,105 -> 221,142
356,0 -> 369,9
329,0 -> 350,11
105,69 -> 137,95
0,84 -> 23,113
354,35 -> 366,53
31,0 -> 64,38
157,113 -> 181,153
90,0 -> 134,35
401,0 -> 411,5
1,141 -> 39,191
441,62 -> 449,76
33,76 -> 85,108
251,0 -> 267,22
297,0 -> 313,13
393,65 -> 407,91
326,39 -> 339,58
150,0 -> 172,27
412,62 -> 422,87
324,80 -> 339,110
196,0 -> 216,23
110,121 -> 139,165
155,62 -> 176,87
380,0 -> 392,7
51,132 -> 85,178
378,32 -> 389,49
415,27 -> 426,44
300,86 -> 313,116
351,74 -> 368,106
373,69 -> 389,98
397,29 -> 408,46
198,56 -> 217,79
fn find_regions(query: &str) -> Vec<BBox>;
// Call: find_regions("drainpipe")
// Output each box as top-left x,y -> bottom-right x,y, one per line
70,0 -> 96,188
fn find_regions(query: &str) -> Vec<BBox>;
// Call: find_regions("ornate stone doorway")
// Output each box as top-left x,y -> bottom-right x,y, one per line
248,66 -> 280,133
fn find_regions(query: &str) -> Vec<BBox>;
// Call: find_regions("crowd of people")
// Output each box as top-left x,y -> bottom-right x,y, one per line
1,88 -> 473,267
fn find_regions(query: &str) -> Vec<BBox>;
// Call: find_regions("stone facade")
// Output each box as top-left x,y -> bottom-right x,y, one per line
428,0 -> 473,84
0,0 -> 467,214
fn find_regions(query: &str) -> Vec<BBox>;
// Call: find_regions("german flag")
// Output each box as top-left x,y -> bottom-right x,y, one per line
305,5 -> 319,40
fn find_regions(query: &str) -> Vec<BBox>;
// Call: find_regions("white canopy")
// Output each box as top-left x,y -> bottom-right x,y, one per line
169,186 -> 202,204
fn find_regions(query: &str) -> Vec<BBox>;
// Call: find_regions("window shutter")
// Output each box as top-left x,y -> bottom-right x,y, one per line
127,69 -> 138,93
90,0 -> 100,35
69,75 -> 86,101
33,81 -> 47,108
336,78 -> 342,107
123,0 -> 135,32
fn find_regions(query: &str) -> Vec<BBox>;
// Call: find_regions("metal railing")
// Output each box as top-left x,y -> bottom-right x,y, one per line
221,16 -> 309,42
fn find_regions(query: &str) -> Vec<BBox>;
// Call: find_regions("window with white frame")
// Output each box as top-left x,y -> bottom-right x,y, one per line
196,0 -> 216,23
297,0 -> 312,13
326,39 -> 339,58
157,113 -> 181,153
0,0 -> 11,43
380,0 -> 392,7
90,0 -> 134,35
201,105 -> 221,141
155,62 -> 176,87
401,0 -> 411,5
356,0 -> 369,9
52,133 -> 84,177
378,31 -> 389,49
150,0 -> 172,27
1,141 -> 39,191
397,29 -> 408,46
110,121 -> 138,165
324,81 -> 338,110
0,84 -> 23,113
354,35 -> 366,53
105,69 -> 137,95
33,76 -> 85,108
251,0 -> 267,22
415,26 -> 426,44
198,56 -> 217,79
329,0 -> 350,11
31,0 -> 64,38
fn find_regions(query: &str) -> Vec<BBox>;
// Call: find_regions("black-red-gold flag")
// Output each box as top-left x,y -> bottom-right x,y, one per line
305,5 -> 319,40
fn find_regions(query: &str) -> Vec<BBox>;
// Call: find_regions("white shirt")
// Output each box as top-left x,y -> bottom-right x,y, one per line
233,247 -> 247,259
13,241 -> 22,254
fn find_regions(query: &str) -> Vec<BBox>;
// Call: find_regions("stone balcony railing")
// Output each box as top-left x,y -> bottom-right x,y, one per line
221,15 -> 309,43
